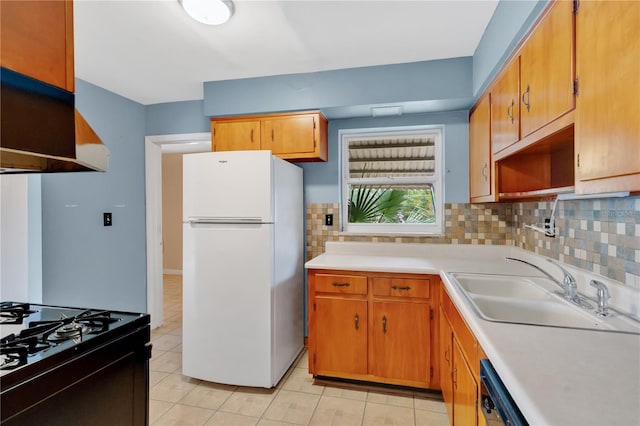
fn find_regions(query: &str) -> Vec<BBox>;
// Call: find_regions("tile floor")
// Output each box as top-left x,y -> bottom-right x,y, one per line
150,274 -> 449,426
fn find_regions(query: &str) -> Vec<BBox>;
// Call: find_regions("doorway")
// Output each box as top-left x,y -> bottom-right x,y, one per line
145,133 -> 210,329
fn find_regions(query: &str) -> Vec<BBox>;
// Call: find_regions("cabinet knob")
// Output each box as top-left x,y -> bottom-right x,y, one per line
354,313 -> 359,330
382,315 -> 387,333
332,282 -> 350,287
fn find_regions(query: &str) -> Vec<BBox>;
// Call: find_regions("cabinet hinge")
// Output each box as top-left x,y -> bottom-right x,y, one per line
313,302 -> 316,311
573,0 -> 579,13
573,78 -> 579,96
577,153 -> 580,168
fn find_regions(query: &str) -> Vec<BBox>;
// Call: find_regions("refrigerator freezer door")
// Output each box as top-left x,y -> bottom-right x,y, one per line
183,222 -> 273,387
183,151 -> 273,222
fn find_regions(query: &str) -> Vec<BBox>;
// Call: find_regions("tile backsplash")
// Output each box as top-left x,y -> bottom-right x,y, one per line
306,196 -> 640,289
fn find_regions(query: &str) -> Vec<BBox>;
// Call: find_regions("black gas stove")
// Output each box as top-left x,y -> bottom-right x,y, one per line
0,302 -> 151,425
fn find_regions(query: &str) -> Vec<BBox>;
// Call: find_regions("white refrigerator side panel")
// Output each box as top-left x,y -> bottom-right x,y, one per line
272,157 -> 304,383
182,223 -> 273,387
183,151 -> 273,221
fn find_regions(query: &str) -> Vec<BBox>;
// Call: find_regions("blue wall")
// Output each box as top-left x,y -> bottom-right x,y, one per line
41,79 -> 147,312
473,0 -> 548,97
204,57 -> 473,118
301,111 -> 470,205
146,100 -> 210,135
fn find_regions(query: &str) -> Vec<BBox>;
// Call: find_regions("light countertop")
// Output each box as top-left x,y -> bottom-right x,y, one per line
305,242 -> 640,426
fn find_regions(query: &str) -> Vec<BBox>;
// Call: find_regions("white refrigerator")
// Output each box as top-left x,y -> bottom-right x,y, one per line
182,150 -> 304,388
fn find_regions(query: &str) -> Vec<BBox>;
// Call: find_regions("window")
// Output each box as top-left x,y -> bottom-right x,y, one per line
340,126 -> 444,235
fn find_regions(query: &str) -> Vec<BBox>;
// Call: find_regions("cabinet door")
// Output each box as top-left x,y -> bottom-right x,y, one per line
519,0 -> 574,137
575,0 -> 640,194
261,114 -> 317,156
314,297 -> 367,376
469,93 -> 493,200
0,0 -> 74,91
211,120 -> 261,151
439,309 -> 454,423
491,58 -> 520,154
452,340 -> 477,426
371,301 -> 430,384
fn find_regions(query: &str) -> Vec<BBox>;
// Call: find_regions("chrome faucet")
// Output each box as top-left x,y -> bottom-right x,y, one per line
590,280 -> 611,317
505,257 -> 579,302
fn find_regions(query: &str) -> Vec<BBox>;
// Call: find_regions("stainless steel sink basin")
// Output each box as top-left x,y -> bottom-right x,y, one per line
448,273 -> 640,334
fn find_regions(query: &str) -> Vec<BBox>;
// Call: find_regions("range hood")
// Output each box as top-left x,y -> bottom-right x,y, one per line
0,67 -> 110,174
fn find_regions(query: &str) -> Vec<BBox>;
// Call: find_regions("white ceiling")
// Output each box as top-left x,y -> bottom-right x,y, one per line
74,0 -> 499,106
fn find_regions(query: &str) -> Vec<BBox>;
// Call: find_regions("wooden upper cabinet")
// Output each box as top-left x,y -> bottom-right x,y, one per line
212,119 -> 261,151
491,58 -> 520,154
574,0 -> 640,194
519,0 -> 575,138
0,0 -> 74,91
211,111 -> 328,162
469,93 -> 494,201
261,114 -> 322,160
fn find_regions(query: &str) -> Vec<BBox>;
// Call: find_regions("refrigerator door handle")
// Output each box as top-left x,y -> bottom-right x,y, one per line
186,217 -> 267,225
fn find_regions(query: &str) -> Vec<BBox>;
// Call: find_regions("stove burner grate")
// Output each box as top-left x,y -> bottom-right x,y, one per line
0,302 -> 36,325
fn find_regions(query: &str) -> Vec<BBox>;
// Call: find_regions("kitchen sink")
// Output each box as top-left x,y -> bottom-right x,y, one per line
448,273 -> 640,334
452,273 -> 553,300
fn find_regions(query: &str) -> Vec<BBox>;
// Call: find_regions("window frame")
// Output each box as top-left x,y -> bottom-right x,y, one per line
339,125 -> 445,236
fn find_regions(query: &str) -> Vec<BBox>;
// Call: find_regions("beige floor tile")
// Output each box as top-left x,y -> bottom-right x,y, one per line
414,397 -> 447,414
282,367 -> 324,395
205,411 -> 259,426
150,370 -> 171,387
262,389 -> 320,425
219,387 -> 279,418
257,419 -> 299,426
152,333 -> 182,351
151,373 -> 201,403
149,399 -> 174,424
154,403 -> 214,426
154,321 -> 181,335
295,350 -> 309,369
151,350 -> 182,373
367,391 -> 414,408
415,408 -> 449,426
322,386 -> 368,401
309,395 -> 366,426
179,381 -> 238,410
169,343 -> 183,353
363,402 -> 415,426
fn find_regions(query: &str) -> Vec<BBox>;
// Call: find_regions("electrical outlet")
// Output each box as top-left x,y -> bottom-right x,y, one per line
325,214 -> 333,226
104,212 -> 112,227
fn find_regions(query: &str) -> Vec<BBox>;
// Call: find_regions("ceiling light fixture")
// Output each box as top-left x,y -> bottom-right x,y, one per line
179,0 -> 234,26
371,106 -> 403,117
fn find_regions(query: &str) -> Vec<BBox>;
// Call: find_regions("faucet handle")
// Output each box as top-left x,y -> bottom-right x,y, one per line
590,280 -> 610,317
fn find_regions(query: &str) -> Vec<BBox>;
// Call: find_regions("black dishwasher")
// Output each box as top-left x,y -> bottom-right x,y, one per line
479,359 -> 528,426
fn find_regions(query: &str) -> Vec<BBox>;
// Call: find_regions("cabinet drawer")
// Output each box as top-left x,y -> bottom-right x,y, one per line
314,274 -> 367,295
372,277 -> 430,299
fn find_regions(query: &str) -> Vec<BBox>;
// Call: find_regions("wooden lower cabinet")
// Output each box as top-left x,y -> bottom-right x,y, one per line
308,269 -> 438,389
371,301 -> 431,383
314,297 -> 367,376
440,309 -> 454,419
452,339 -> 478,426
440,286 -> 483,426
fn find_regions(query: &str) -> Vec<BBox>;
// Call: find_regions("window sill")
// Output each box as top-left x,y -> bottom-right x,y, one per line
338,231 -> 446,238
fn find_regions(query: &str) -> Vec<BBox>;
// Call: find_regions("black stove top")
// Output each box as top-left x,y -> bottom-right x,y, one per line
0,302 -> 149,377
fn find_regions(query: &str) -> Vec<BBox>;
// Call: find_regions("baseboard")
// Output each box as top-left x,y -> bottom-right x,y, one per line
163,269 -> 183,275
